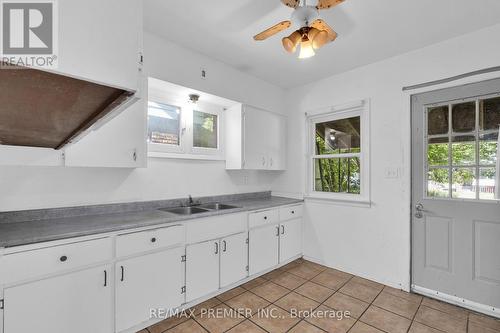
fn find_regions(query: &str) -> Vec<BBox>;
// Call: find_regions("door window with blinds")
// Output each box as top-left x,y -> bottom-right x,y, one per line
426,95 -> 500,200
307,100 -> 370,202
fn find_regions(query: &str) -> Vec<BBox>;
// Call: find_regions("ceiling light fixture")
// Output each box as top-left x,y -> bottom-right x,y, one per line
188,94 -> 200,104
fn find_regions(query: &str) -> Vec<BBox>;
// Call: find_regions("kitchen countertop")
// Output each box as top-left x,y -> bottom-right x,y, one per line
0,196 -> 302,248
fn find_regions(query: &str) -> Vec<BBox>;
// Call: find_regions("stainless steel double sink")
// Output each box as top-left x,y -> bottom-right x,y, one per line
159,203 -> 240,215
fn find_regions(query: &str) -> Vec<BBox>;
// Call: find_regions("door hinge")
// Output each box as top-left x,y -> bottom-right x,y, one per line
245,265 -> 249,272
181,255 -> 186,262
0,299 -> 4,309
181,286 -> 186,294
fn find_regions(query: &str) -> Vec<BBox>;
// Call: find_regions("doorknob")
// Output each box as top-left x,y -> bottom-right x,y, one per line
415,203 -> 427,219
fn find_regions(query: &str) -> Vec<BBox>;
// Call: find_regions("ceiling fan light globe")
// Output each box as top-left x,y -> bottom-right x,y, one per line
298,40 -> 315,59
312,30 -> 329,49
282,30 -> 302,53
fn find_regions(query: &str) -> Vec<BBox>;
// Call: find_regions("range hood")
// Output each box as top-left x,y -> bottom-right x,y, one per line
0,64 -> 135,150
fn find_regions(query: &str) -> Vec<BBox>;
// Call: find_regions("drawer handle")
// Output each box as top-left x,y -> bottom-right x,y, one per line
120,266 -> 125,282
104,270 -> 108,287
151,237 -> 157,243
60,255 -> 68,262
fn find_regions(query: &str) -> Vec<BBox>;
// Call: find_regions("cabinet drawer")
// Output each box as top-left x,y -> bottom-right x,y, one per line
0,238 -> 112,285
186,213 -> 246,244
248,209 -> 279,228
116,224 -> 185,257
279,205 -> 303,221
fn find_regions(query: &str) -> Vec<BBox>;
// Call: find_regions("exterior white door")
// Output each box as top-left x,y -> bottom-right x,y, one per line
220,232 -> 248,288
279,219 -> 302,263
249,225 -> 279,275
3,266 -> 112,333
412,79 -> 500,314
115,247 -> 184,332
185,240 -> 220,302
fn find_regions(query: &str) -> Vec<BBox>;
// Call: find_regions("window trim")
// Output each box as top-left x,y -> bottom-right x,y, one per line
147,90 -> 225,160
147,98 -> 184,154
305,99 -> 371,203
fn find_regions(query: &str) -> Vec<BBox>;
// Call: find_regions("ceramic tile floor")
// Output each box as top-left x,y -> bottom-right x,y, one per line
138,259 -> 500,333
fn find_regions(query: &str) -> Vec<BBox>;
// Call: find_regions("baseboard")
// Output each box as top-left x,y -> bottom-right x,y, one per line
302,255 -> 409,292
412,284 -> 499,319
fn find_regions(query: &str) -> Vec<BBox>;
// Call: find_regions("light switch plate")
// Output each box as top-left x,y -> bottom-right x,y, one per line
385,167 -> 400,179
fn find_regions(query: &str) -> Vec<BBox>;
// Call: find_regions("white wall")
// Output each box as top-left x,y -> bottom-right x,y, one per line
0,32 -> 286,211
273,23 -> 500,290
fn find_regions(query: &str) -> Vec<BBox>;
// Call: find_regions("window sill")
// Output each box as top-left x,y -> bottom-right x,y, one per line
148,151 -> 225,161
304,194 -> 372,208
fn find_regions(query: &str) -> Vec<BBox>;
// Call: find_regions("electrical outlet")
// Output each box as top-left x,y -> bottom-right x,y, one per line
200,68 -> 207,79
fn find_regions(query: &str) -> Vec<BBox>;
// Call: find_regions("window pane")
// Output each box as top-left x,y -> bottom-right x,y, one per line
193,111 -> 218,149
479,97 -> 500,131
479,168 -> 497,200
427,168 -> 449,198
428,106 -> 449,135
479,132 -> 498,165
427,137 -> 449,166
315,116 -> 360,155
314,157 -> 360,194
452,136 -> 475,165
452,168 -> 476,199
147,102 -> 180,145
452,101 -> 475,133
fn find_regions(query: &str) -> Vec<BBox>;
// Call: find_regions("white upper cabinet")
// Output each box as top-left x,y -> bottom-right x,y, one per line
64,97 -> 147,168
225,105 -> 286,170
57,0 -> 142,91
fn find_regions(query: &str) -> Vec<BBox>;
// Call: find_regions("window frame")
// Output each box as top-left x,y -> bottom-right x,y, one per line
424,93 -> 500,202
306,99 -> 370,204
147,90 -> 225,160
147,97 -> 184,154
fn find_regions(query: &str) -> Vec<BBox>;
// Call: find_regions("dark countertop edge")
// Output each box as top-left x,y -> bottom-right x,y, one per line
0,196 -> 304,248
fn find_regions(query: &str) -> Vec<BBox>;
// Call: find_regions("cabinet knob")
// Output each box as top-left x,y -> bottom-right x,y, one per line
264,216 -> 267,220
60,255 -> 68,262
291,210 -> 295,214
151,237 -> 157,243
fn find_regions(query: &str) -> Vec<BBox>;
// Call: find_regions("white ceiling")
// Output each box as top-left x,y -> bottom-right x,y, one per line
144,0 -> 500,89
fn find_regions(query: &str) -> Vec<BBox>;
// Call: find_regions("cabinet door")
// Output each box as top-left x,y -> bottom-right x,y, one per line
279,219 -> 302,263
58,0 -> 141,90
64,97 -> 147,168
185,240 -> 220,303
267,112 -> 286,170
220,232 -> 248,288
115,247 -> 184,332
249,225 -> 279,275
4,266 -> 112,333
244,106 -> 269,170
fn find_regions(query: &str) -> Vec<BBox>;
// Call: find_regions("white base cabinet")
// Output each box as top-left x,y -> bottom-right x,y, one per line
220,232 -> 249,288
115,247 -> 184,332
279,219 -> 302,263
249,225 -> 279,275
186,232 -> 248,302
185,240 -> 220,303
3,266 -> 112,333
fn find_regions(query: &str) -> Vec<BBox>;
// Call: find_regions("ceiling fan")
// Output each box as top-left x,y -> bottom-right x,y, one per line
253,0 -> 344,59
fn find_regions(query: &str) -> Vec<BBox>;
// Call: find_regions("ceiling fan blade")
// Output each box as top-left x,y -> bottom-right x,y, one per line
310,19 -> 338,42
254,20 -> 292,41
316,0 -> 345,10
280,0 -> 300,9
